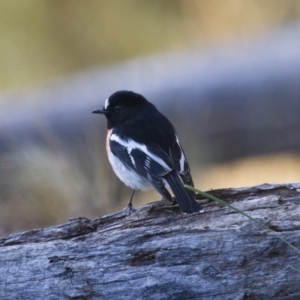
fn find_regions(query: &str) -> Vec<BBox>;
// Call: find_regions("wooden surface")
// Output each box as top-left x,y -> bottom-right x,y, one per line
1,183 -> 300,299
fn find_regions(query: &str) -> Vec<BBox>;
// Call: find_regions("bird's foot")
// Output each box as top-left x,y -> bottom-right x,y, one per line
122,189 -> 136,215
171,197 -> 178,206
123,200 -> 136,215
159,197 -> 178,207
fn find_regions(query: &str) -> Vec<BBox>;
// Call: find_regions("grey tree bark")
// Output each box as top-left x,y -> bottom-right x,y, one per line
1,183 -> 300,300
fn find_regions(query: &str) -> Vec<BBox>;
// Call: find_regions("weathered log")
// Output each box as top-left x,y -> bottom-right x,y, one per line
1,183 -> 300,299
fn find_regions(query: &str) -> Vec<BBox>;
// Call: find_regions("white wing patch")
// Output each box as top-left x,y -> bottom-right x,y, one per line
127,148 -> 136,166
104,98 -> 110,109
144,157 -> 151,169
110,133 -> 171,171
176,135 -> 185,173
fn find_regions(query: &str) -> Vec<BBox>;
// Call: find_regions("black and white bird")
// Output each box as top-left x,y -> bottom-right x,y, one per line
92,91 -> 202,213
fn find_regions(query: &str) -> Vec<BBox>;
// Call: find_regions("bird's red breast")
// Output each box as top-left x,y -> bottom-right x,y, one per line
106,129 -> 112,157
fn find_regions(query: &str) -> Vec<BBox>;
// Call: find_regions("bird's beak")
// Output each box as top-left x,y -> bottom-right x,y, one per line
92,107 -> 107,114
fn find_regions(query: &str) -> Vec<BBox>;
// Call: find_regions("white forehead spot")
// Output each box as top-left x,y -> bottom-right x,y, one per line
104,98 -> 110,109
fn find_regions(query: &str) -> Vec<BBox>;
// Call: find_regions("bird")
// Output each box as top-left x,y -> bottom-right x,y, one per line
92,90 -> 202,213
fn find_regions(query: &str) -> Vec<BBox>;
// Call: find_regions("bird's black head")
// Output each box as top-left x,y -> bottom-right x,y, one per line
92,90 -> 155,129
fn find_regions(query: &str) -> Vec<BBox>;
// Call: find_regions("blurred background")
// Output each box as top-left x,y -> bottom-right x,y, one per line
0,0 -> 300,236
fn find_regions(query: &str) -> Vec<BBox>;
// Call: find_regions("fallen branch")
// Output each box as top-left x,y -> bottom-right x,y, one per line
1,183 -> 300,299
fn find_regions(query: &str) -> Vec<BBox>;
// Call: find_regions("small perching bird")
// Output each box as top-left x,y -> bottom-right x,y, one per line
92,90 -> 202,213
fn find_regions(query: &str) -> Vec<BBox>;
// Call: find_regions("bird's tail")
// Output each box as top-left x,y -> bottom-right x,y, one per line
164,170 -> 202,213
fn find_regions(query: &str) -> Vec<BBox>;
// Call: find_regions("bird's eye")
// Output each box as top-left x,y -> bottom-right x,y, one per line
114,105 -> 122,113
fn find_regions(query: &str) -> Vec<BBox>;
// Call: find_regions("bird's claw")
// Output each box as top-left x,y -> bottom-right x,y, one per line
123,201 -> 136,215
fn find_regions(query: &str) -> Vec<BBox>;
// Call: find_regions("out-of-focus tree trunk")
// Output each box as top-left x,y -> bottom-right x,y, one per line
0,23 -> 300,164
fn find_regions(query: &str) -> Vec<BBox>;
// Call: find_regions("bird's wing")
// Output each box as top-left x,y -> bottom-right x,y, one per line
169,135 -> 194,187
110,133 -> 172,174
109,133 -> 174,198
109,133 -> 200,212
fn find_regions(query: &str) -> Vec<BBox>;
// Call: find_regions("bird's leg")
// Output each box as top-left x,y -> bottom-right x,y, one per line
160,196 -> 177,206
124,189 -> 136,213
171,196 -> 178,206
128,189 -> 135,208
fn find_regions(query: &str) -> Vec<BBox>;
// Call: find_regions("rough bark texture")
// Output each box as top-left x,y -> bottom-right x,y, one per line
1,183 -> 300,300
